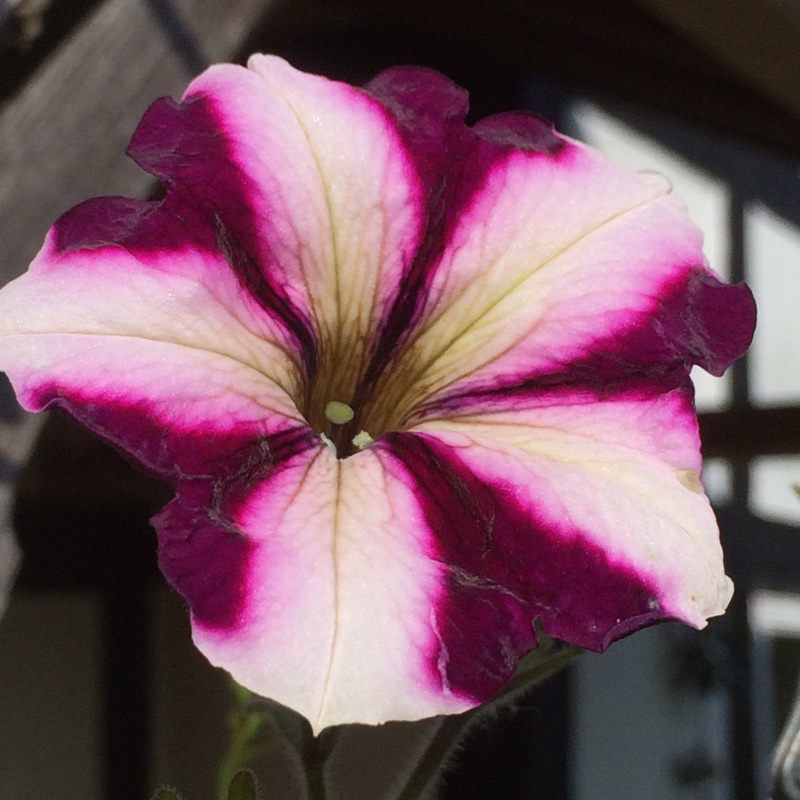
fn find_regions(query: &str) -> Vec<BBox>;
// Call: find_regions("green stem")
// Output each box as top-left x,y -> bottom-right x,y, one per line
304,757 -> 326,800
391,642 -> 583,800
217,686 -> 268,800
392,716 -> 468,800
303,728 -> 337,800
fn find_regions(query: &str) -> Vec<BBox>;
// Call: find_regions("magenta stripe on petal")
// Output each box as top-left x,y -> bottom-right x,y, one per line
384,432 -> 672,705
155,426 -> 315,630
27,381 -> 316,631
122,94 -> 319,377
583,266 -> 757,379
361,71 -> 568,389
418,267 -> 756,418
472,111 -> 565,153
28,380 -> 312,481
155,489 -> 257,630
49,197 -> 161,254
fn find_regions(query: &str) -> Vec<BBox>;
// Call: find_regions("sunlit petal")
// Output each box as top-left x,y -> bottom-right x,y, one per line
183,442 -> 468,731
370,128 -> 754,429
408,384 -> 730,635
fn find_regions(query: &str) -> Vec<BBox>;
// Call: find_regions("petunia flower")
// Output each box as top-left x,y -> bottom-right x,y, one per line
0,56 -> 755,732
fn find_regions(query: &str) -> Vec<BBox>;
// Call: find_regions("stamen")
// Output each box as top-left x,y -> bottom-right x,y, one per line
320,432 -> 337,456
352,430 -> 374,450
322,400 -> 372,457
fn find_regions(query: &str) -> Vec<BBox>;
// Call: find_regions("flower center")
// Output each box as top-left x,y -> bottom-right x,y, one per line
300,336 -> 410,457
320,399 -> 374,458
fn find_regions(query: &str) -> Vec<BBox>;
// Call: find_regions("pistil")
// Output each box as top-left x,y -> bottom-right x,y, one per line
325,401 -> 355,426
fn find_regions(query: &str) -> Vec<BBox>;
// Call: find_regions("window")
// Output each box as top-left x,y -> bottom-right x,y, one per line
565,97 -> 800,800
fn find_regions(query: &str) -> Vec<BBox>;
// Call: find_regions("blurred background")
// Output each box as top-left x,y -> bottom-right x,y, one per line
1,1 -> 800,798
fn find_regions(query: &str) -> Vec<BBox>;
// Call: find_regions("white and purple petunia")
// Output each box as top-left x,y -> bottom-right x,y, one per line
0,56 -> 755,731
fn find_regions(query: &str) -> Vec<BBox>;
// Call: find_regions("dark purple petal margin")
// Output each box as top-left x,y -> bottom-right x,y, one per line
384,432 -> 673,704
155,426 -> 316,629
82,94 -> 321,380
30,382 -> 316,630
358,69 -> 567,397
417,267 -> 756,418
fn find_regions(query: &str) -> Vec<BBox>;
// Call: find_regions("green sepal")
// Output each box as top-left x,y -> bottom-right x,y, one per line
226,769 -> 260,800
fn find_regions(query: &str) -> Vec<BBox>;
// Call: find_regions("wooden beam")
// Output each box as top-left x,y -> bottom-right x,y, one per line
0,0 -> 103,106
0,0 -> 273,286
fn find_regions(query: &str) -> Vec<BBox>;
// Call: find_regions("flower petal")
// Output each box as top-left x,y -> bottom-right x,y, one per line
0,196 -> 308,477
360,391 -> 726,713
406,381 -> 731,632
130,56 -> 473,429
178,442 -> 470,731
363,125 -> 755,430
179,379 -> 725,731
